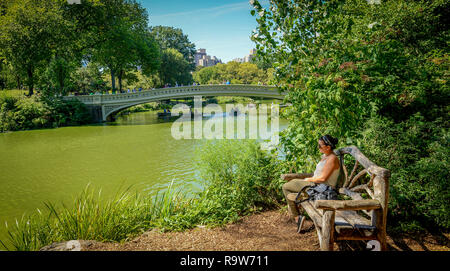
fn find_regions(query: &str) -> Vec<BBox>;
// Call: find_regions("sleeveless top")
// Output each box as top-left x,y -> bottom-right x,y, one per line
313,156 -> 340,188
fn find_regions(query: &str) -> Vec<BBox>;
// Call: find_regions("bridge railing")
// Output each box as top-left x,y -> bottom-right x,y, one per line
63,84 -> 281,104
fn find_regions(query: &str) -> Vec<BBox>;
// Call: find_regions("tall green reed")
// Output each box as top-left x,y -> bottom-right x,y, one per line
0,182 -> 189,251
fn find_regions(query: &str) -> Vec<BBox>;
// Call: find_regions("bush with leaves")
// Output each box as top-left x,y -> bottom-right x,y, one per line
158,140 -> 284,230
251,0 -> 449,230
0,94 -> 47,132
43,97 -> 92,127
359,116 -> 450,231
251,0 -> 448,165
0,92 -> 92,132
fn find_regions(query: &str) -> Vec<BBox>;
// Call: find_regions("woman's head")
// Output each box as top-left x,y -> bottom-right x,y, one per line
318,135 -> 338,153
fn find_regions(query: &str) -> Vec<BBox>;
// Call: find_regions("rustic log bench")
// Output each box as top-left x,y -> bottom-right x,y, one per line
282,146 -> 390,251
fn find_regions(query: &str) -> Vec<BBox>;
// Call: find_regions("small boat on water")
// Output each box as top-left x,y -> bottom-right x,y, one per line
157,110 -> 203,118
157,112 -> 172,117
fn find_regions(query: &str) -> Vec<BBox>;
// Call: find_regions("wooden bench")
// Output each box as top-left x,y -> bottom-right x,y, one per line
282,146 -> 390,251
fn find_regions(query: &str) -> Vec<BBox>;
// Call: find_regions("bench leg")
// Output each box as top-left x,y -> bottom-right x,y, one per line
316,226 -> 323,249
377,230 -> 387,251
320,210 -> 335,251
375,209 -> 388,251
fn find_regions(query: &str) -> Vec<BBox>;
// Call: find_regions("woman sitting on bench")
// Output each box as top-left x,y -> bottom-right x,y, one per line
282,134 -> 340,233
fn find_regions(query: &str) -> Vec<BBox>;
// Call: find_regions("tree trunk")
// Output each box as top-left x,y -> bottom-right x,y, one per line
110,68 -> 116,93
118,69 -> 123,93
27,66 -> 34,96
2,66 -> 6,90
16,75 -> 21,90
58,63 -> 64,94
0,59 -> 4,90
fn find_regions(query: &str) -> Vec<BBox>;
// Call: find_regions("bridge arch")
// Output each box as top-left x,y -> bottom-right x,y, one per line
63,84 -> 286,122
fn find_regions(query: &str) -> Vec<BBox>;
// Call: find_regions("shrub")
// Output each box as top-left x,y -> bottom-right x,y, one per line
158,140 -> 284,231
43,97 -> 92,126
0,94 -> 50,132
0,92 -> 92,132
359,116 -> 450,231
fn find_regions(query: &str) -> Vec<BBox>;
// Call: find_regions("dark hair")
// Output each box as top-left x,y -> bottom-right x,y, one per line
319,135 -> 339,150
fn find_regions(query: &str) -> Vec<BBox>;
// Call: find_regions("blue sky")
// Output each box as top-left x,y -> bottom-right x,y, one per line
139,0 -> 263,63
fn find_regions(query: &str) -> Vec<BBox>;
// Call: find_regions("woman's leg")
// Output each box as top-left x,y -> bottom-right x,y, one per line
282,179 -> 313,218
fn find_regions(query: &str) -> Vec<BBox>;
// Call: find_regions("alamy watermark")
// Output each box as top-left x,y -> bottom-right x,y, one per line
170,96 -> 279,150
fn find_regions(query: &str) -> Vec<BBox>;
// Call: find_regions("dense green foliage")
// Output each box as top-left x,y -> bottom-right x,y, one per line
0,0 -> 199,130
71,62 -> 109,95
0,1 -> 197,95
0,140 -> 284,250
251,0 -> 449,231
0,91 -> 92,132
158,48 -> 193,87
359,117 -> 450,230
92,10 -> 160,93
160,140 -> 284,230
193,61 -> 274,85
150,25 -> 196,71
0,0 -> 72,96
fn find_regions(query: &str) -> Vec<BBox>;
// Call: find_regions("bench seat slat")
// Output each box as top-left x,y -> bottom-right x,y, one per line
315,199 -> 381,211
300,201 -> 323,228
291,193 -> 377,238
338,188 -> 372,216
335,210 -> 376,237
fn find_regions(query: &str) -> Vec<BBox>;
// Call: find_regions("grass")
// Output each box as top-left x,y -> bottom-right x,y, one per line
0,182 -> 192,251
0,89 -> 27,98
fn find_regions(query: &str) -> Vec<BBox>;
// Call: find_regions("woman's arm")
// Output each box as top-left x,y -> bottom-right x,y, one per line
281,173 -> 314,181
304,155 -> 339,183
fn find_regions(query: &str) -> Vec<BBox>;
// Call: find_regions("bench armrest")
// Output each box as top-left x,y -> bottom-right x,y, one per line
314,199 -> 381,211
281,173 -> 313,181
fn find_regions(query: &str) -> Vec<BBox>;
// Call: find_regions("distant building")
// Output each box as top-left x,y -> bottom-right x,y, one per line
231,49 -> 257,64
195,49 -> 222,67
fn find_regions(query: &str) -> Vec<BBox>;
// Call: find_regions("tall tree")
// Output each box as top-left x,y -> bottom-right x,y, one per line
0,0 -> 71,96
159,48 -> 192,87
150,26 -> 196,71
91,0 -> 160,93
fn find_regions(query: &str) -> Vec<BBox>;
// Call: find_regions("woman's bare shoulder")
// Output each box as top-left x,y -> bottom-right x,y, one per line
327,154 -> 339,164
328,154 -> 340,168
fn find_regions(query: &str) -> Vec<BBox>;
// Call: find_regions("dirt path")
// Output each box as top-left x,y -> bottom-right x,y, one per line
87,209 -> 450,251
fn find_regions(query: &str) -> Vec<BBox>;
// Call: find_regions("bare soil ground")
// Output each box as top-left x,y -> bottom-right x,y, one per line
87,209 -> 450,251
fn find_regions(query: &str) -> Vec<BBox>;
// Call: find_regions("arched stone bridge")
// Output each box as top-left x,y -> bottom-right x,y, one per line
63,84 -> 286,122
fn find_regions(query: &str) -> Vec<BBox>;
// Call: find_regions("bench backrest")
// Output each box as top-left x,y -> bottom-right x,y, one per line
334,146 -> 391,227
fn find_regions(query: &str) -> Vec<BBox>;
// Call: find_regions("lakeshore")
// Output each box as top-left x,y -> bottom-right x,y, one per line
41,209 -> 450,251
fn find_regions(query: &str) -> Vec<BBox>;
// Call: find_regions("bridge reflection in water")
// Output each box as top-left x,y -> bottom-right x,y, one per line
63,84 -> 286,122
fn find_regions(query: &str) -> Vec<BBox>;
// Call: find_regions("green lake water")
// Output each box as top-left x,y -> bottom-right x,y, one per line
0,103 -> 288,248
